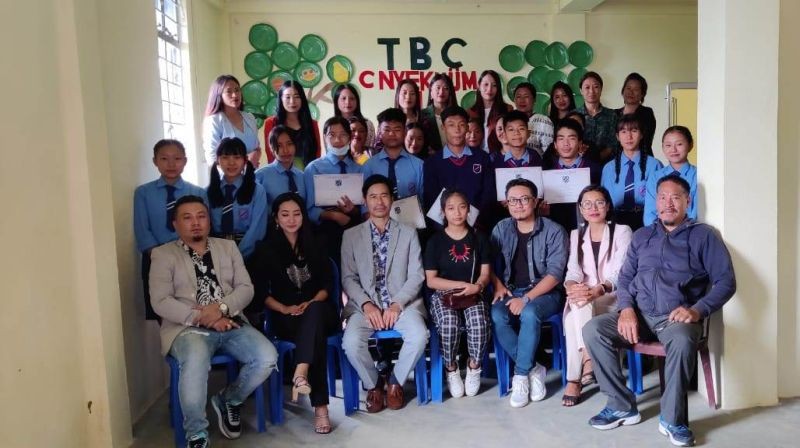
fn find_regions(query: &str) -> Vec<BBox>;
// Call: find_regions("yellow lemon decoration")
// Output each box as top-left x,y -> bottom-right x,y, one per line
326,55 -> 353,84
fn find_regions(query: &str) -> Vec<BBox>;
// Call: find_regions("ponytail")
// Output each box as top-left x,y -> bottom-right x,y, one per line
237,161 -> 256,205
208,162 -> 224,207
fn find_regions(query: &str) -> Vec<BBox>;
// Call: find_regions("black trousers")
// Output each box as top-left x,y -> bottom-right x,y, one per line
271,301 -> 335,407
141,251 -> 160,321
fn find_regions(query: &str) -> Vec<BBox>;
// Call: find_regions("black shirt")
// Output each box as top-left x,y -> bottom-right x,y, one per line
591,240 -> 601,270
509,228 -> 533,288
423,230 -> 490,283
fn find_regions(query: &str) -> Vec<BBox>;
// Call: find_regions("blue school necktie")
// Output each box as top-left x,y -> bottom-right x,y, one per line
286,170 -> 298,193
671,170 -> 681,177
165,185 -> 176,231
623,160 -> 635,208
387,158 -> 399,197
222,184 -> 235,233
338,161 -> 347,175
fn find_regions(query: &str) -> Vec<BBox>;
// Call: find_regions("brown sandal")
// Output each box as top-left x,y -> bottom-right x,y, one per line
580,358 -> 596,386
292,375 -> 311,402
314,413 -> 332,434
561,380 -> 582,407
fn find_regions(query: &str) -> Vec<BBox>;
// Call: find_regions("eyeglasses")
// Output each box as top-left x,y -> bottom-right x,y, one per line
579,199 -> 608,210
507,196 -> 533,206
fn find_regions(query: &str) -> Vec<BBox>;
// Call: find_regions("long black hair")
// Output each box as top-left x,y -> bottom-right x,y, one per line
270,192 -> 317,262
575,185 -> 616,267
427,73 -> 457,109
332,83 -> 366,119
394,79 -> 421,120
440,188 -> 474,230
208,137 -> 256,207
549,81 -> 577,125
276,80 -> 318,166
204,75 -> 242,116
613,114 -> 648,183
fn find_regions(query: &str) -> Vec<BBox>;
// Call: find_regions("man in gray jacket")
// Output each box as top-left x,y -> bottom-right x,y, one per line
584,175 -> 736,447
150,195 -> 277,448
341,175 -> 428,413
491,178 -> 568,408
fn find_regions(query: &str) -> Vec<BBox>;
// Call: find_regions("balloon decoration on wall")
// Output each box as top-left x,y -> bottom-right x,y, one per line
461,39 -> 594,113
242,23 -> 354,128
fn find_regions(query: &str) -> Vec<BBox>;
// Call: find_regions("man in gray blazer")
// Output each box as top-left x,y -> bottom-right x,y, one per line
341,175 -> 428,413
150,195 -> 277,448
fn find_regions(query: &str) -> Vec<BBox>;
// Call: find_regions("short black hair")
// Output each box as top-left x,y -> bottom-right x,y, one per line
503,110 -> 529,128
174,195 -> 208,215
657,174 -> 691,196
440,106 -> 469,123
505,178 -> 538,198
555,118 -> 584,141
362,174 -> 392,198
324,116 -> 352,137
153,139 -> 186,157
376,107 -> 407,125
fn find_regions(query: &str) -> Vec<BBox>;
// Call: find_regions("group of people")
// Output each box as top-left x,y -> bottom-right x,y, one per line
133,70 -> 734,448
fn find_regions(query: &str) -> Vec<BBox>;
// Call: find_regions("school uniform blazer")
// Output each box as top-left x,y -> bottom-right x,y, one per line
150,237 -> 254,355
563,224 -> 633,311
340,219 -> 427,319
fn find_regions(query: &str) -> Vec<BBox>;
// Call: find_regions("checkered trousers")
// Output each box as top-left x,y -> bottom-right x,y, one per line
430,291 -> 490,367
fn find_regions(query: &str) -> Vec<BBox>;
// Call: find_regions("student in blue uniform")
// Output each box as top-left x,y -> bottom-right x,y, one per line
304,116 -> 364,266
542,119 -> 602,232
255,125 -> 307,206
600,114 -> 663,231
134,139 -> 207,319
424,106 -> 495,230
207,137 -> 268,260
643,126 -> 698,226
362,108 -> 424,202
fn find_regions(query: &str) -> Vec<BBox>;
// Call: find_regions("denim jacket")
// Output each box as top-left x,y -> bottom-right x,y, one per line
491,216 -> 568,288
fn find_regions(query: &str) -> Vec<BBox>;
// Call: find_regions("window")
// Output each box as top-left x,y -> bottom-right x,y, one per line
156,0 -> 186,139
155,0 -> 198,182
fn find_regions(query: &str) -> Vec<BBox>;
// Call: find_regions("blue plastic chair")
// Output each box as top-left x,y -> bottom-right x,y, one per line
167,354 -> 266,448
492,313 -> 567,396
428,324 -> 493,402
340,328 -> 430,413
262,258 -> 352,424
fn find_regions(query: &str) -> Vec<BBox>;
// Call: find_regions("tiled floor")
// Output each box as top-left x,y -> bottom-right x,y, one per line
131,367 -> 800,447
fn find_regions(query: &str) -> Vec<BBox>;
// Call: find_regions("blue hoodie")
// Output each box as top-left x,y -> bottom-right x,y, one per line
616,218 -> 736,317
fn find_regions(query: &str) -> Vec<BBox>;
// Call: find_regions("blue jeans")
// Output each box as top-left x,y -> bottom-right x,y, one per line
491,288 -> 562,376
169,324 -> 278,440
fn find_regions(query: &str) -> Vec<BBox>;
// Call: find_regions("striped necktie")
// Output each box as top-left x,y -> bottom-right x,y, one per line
623,160 -> 635,208
165,185 -> 176,231
222,184 -> 235,233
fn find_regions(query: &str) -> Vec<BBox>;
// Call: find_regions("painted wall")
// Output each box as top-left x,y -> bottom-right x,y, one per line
0,0 -> 136,445
198,1 -> 696,166
777,0 -> 800,398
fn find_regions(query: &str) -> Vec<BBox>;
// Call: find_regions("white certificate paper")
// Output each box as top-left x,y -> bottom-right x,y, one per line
495,167 -> 544,201
390,196 -> 426,229
426,189 -> 480,226
313,173 -> 364,206
541,168 -> 590,204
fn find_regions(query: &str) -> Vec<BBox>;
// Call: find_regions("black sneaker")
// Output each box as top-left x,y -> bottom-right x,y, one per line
187,435 -> 209,448
211,393 -> 241,439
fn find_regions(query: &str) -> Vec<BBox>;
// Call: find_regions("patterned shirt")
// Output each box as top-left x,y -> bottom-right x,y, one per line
526,113 -> 554,156
179,240 -> 224,306
369,220 -> 392,309
577,104 -> 619,154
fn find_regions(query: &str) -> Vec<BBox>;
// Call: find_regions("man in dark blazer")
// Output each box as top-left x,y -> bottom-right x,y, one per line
340,175 -> 428,413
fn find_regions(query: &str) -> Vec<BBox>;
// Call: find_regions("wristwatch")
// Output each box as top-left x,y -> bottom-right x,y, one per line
219,303 -> 229,317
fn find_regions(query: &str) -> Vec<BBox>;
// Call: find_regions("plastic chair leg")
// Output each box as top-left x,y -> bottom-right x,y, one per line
326,345 -> 338,397
414,354 -> 430,405
699,346 -> 717,409
493,332 -> 510,397
429,326 -> 444,403
254,384 -> 266,432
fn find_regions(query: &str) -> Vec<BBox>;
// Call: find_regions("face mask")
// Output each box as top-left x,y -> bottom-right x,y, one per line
327,143 -> 350,157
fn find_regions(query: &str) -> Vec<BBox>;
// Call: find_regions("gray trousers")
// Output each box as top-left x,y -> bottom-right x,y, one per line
583,311 -> 702,426
342,309 -> 428,389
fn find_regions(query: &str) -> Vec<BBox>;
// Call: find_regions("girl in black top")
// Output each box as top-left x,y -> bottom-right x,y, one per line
252,192 -> 336,434
423,189 -> 491,398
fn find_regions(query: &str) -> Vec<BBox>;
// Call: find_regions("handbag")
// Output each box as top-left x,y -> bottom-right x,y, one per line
439,254 -> 481,310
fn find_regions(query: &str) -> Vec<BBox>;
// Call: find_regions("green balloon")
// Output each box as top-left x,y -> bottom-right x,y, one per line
272,42 -> 300,70
248,24 -> 278,51
241,80 -> 270,107
298,34 -> 328,62
243,51 -> 272,80
524,40 -> 547,67
544,42 -> 569,69
499,45 -> 525,72
460,91 -> 477,110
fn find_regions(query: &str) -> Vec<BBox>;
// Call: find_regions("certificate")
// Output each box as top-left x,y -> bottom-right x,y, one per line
426,189 -> 480,226
313,173 -> 364,206
541,168 -> 590,204
494,167 -> 543,201
390,196 -> 426,229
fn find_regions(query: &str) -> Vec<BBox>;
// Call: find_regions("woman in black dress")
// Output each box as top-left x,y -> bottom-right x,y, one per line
253,192 -> 337,434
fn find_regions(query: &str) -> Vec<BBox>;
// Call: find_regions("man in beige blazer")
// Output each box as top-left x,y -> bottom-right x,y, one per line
150,195 -> 277,448
340,175 -> 428,413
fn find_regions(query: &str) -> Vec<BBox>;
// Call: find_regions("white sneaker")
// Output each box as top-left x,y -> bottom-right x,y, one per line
529,363 -> 547,401
446,369 -> 465,398
464,366 -> 482,397
510,375 -> 530,408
